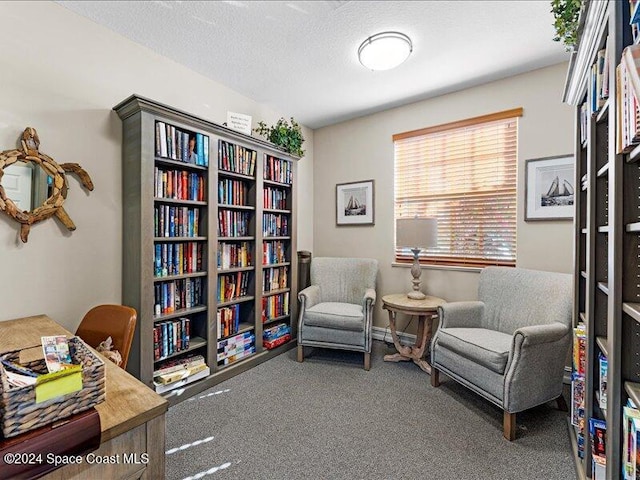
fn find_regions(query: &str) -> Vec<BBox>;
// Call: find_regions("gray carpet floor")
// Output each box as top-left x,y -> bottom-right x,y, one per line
165,340 -> 576,480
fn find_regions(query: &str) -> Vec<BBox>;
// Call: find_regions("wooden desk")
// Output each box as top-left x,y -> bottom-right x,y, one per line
382,294 -> 445,374
0,315 -> 168,480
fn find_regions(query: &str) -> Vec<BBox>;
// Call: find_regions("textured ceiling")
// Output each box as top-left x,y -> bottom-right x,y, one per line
58,1 -> 570,129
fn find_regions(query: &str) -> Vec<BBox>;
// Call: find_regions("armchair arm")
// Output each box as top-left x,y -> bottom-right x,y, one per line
438,301 -> 484,329
513,323 -> 569,346
298,285 -> 321,310
503,322 -> 571,413
363,288 -> 376,310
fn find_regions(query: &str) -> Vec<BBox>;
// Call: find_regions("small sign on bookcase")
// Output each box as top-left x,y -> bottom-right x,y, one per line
226,112 -> 252,135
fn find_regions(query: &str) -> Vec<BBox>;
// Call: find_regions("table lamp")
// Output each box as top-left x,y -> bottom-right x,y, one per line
396,217 -> 438,300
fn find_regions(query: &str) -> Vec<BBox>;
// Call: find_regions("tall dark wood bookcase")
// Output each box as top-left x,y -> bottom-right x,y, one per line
564,1 -> 640,478
114,95 -> 299,405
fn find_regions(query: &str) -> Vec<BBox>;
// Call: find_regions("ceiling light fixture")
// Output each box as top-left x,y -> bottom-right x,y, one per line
358,31 -> 413,71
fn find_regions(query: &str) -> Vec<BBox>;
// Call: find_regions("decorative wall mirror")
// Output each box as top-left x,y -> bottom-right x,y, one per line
0,127 -> 94,242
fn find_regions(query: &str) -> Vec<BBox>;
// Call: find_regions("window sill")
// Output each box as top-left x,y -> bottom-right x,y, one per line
391,262 -> 482,273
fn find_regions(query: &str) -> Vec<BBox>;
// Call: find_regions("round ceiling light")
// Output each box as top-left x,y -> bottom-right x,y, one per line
358,31 -> 413,71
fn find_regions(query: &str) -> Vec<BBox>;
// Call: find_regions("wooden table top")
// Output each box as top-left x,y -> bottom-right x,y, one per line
0,314 -> 168,442
381,293 -> 446,313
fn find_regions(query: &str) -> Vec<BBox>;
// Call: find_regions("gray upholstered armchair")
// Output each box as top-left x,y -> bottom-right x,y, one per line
297,257 -> 378,370
430,266 -> 572,440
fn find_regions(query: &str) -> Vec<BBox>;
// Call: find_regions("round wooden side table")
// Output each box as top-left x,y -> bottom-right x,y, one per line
381,293 -> 446,374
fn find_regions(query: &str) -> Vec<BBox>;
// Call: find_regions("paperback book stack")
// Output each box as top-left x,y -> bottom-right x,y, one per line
623,398 -> 640,479
263,323 -> 291,350
571,322 -> 587,458
153,354 -> 209,394
217,331 -> 255,367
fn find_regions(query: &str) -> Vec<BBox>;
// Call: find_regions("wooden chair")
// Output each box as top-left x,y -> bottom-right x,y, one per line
75,305 -> 137,369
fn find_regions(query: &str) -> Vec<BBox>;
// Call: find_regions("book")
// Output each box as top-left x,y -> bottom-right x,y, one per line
599,352 -> 608,411
624,405 -> 640,479
589,417 -> 606,460
154,362 -> 208,385
153,365 -> 210,394
154,354 -> 205,376
41,335 -> 74,373
571,372 -> 585,429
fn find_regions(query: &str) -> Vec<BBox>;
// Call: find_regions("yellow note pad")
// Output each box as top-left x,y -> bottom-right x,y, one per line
35,365 -> 83,403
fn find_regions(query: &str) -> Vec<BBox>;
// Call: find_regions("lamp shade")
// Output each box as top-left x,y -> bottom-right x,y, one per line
396,218 -> 438,249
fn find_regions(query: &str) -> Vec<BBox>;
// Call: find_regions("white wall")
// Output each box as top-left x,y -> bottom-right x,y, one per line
313,63 -> 574,329
0,2 -> 313,331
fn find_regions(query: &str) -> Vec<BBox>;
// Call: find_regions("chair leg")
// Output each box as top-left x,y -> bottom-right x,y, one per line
364,352 -> 371,371
503,411 -> 516,441
431,367 -> 440,387
297,345 -> 304,363
556,394 -> 568,412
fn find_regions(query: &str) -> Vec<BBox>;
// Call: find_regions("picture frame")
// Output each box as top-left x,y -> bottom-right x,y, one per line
336,179 -> 375,226
524,154 -> 574,221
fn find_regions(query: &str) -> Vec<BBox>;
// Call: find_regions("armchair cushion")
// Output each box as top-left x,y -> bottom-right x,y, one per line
304,302 -> 364,331
437,328 -> 512,374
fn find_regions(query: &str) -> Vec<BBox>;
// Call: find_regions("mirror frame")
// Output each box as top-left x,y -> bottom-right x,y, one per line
0,127 -> 93,243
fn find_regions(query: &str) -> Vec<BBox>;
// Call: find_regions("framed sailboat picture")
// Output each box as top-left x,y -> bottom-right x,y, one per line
336,179 -> 375,225
525,155 -> 574,221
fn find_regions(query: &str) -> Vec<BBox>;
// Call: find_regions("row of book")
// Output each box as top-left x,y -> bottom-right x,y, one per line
154,167 -> 206,202
154,241 -> 204,278
264,155 -> 292,184
218,140 -> 256,176
262,292 -> 290,322
263,240 -> 287,265
263,266 -> 288,293
263,213 -> 289,237
218,209 -> 250,237
571,323 -> 587,457
624,398 -> 640,479
617,43 -> 640,153
154,205 -> 201,238
153,277 -> 205,316
153,354 -> 209,394
217,304 -> 242,340
155,121 -> 209,167
217,271 -> 251,302
218,241 -> 252,269
153,317 -> 191,361
263,323 -> 291,350
218,178 -> 249,206
217,331 -> 255,366
264,186 -> 288,210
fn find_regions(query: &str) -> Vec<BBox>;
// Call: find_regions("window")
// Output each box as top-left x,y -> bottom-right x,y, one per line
393,108 -> 522,267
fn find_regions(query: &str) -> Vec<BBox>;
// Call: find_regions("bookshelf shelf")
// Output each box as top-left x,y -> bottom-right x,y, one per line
263,314 -> 291,325
154,336 -> 207,363
262,288 -> 291,297
597,225 -> 610,233
217,266 -> 255,274
581,270 -> 587,279
626,222 -> 640,232
263,179 -> 292,188
154,198 -> 207,206
218,204 -> 255,211
625,382 -> 640,408
154,236 -> 207,242
595,336 -> 608,357
154,305 -> 207,322
597,282 -> 609,295
628,143 -> 640,163
115,94 -> 299,404
218,170 -> 255,181
596,98 -> 610,123
153,271 -> 207,283
596,163 -> 609,177
623,302 -> 640,323
581,228 -> 587,234
155,157 -> 208,171
263,262 -> 291,268
263,208 -> 292,214
580,312 -> 586,323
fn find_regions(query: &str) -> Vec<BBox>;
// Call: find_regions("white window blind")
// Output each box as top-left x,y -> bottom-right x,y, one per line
393,108 -> 522,267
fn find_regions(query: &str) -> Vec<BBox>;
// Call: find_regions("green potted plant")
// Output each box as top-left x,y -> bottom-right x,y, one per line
551,0 -> 582,51
254,117 -> 305,157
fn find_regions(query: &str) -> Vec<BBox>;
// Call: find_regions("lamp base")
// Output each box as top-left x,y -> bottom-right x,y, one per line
407,290 -> 427,300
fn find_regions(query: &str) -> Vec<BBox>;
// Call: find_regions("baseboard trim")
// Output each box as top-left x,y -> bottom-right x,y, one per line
372,326 -> 416,344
